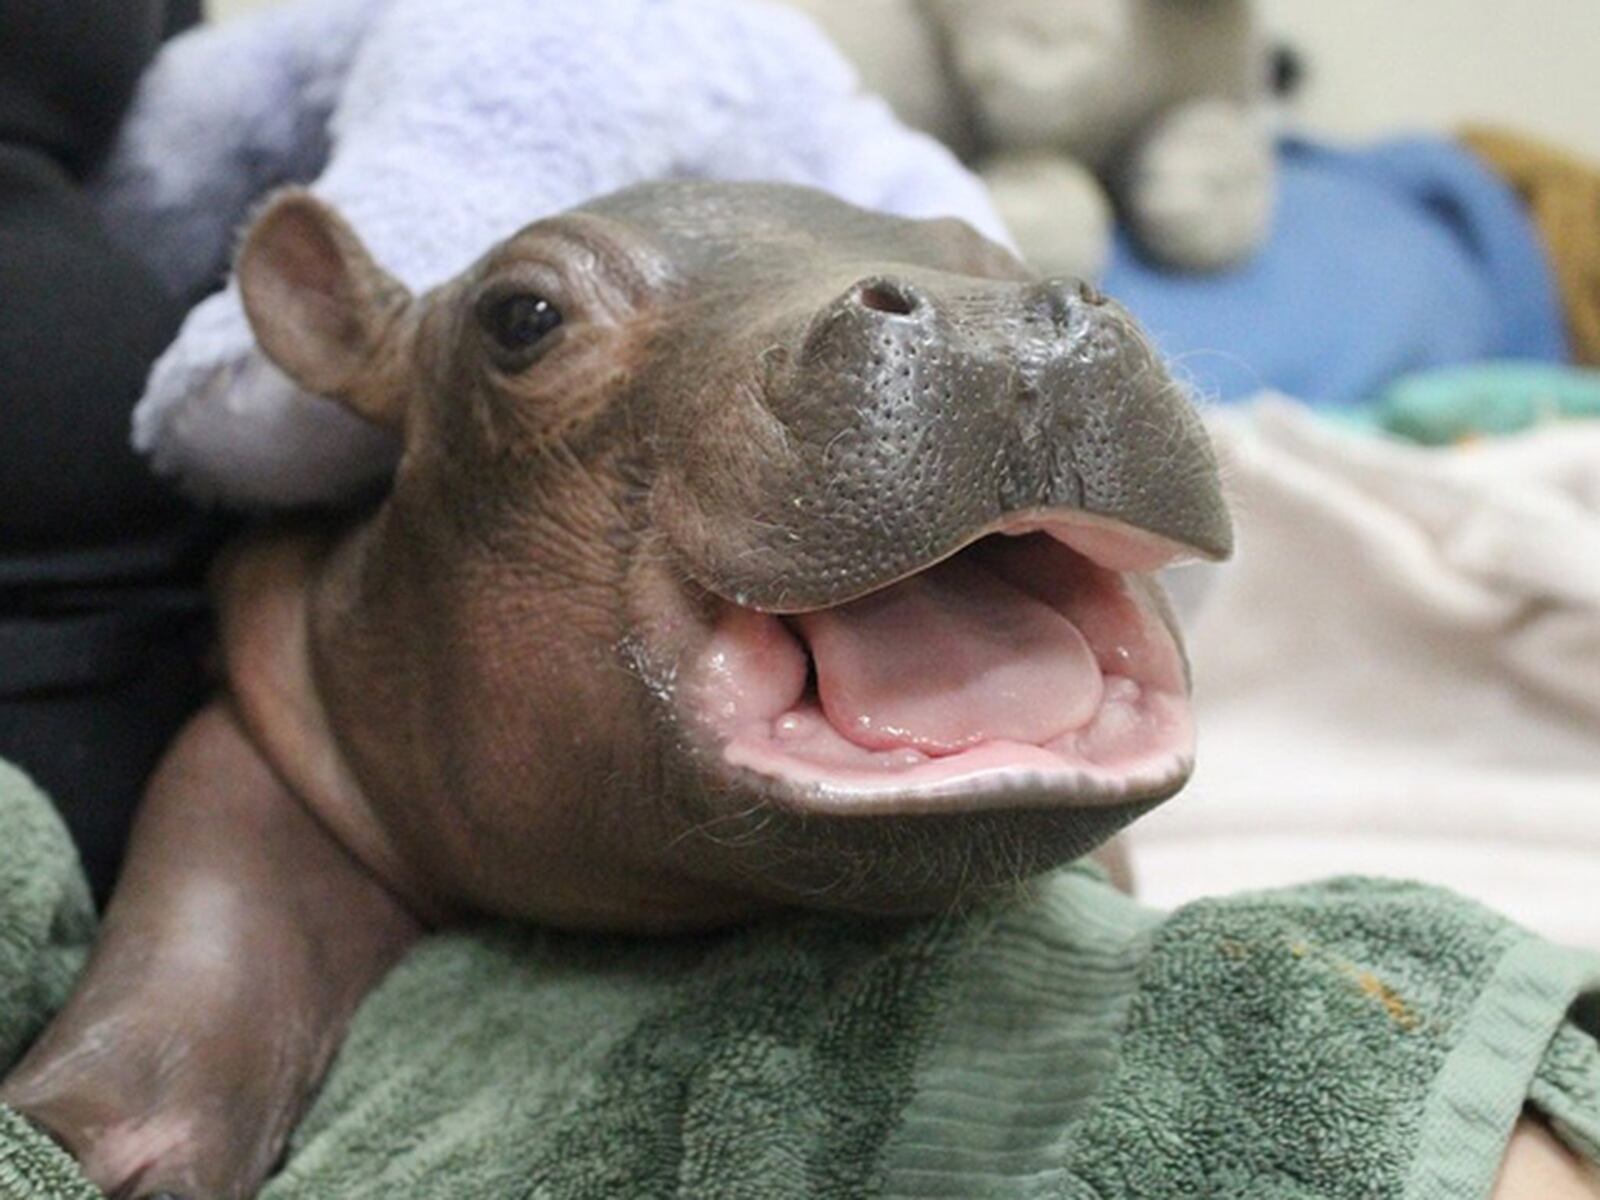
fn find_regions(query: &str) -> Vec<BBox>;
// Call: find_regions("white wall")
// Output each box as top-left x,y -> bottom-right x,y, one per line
206,0 -> 1600,161
206,0 -> 277,16
1261,0 -> 1600,161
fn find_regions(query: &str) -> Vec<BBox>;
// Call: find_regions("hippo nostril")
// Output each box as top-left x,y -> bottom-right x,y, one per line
1033,278 -> 1109,332
1076,279 -> 1107,307
854,279 -> 921,318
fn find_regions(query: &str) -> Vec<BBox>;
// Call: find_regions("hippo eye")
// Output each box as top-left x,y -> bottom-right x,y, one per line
478,291 -> 563,364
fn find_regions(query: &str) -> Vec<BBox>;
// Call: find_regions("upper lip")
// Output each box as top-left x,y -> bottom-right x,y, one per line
704,508 -> 1223,617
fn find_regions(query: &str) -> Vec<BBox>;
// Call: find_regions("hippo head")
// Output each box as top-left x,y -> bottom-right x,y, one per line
237,182 -> 1229,924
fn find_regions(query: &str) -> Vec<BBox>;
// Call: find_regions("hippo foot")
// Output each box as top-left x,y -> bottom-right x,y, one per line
1,704 -> 423,1199
4,991 -> 309,1200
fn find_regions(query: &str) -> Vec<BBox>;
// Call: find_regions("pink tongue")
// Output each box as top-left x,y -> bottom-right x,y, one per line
792,554 -> 1103,755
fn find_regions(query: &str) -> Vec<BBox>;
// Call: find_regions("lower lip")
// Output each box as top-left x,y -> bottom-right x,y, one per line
715,676 -> 1193,814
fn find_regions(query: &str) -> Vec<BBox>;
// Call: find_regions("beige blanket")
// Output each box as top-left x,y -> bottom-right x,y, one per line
1132,401 -> 1600,948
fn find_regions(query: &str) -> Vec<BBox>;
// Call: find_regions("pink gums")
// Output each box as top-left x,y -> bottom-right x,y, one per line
686,532 -> 1195,807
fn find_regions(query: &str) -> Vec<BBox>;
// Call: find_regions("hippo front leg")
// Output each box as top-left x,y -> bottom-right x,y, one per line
0,703 -> 421,1200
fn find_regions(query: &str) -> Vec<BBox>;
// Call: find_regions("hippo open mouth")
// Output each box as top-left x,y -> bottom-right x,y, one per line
645,225 -> 1229,821
686,513 -> 1196,814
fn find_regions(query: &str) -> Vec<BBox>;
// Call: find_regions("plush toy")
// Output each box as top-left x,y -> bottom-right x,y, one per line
780,0 -> 1277,279
93,0 -> 1007,508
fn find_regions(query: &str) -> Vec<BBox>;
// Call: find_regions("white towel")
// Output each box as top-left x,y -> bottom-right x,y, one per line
1133,400 -> 1600,948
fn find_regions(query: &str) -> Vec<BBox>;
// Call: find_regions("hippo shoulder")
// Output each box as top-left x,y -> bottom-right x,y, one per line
213,530 -> 327,725
212,528 -> 415,900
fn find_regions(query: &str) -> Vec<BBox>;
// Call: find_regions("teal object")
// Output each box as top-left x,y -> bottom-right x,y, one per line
1376,362 -> 1600,445
0,760 -> 1597,1199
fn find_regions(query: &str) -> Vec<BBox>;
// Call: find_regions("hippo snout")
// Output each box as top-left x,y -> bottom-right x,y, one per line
663,268 -> 1232,614
800,272 -> 1100,365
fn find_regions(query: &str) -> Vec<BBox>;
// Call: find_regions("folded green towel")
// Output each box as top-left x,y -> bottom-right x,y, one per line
1,758 -> 1596,1199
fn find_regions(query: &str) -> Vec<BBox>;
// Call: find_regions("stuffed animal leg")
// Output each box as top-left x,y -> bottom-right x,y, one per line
790,0 -> 1278,278
981,151 -> 1115,281
1118,97 -> 1275,273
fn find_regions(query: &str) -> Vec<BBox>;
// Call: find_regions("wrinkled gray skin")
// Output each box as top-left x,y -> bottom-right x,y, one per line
641,189 -> 1229,611
2,182 -> 1228,1200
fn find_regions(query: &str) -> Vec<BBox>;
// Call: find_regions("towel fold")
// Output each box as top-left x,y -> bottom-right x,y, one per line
0,757 -> 1596,1197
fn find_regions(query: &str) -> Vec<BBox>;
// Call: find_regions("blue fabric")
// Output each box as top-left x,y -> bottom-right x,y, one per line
1103,137 -> 1570,406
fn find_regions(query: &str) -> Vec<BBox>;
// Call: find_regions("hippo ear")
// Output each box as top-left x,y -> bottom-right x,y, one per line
238,189 -> 413,430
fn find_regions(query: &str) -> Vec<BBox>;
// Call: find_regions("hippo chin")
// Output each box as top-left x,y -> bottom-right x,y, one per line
1,181 -> 1228,1199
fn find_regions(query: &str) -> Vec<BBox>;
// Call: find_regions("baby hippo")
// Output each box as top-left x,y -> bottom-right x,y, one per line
1,181 -> 1230,1198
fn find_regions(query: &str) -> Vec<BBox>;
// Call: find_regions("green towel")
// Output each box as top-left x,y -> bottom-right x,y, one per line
0,759 -> 1596,1199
